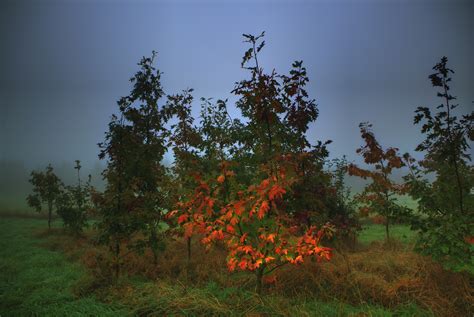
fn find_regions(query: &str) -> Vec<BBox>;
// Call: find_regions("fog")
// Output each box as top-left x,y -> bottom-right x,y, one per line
1,0 -> 473,211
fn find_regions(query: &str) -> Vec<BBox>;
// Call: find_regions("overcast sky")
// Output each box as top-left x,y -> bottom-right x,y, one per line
1,0 -> 473,173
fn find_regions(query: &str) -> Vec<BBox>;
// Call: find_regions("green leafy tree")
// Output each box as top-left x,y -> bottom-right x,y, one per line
95,111 -> 137,278
198,97 -> 241,175
404,56 -> 473,269
95,51 -> 173,276
27,164 -> 63,229
119,52 -> 172,264
326,156 -> 360,247
56,160 -> 90,235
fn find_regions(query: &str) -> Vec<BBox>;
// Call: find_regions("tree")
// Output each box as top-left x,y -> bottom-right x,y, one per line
404,56 -> 473,269
175,158 -> 333,294
56,160 -> 90,235
198,97 -> 241,176
27,164 -> 63,229
325,156 -> 360,248
166,88 -> 202,261
94,51 -> 173,276
348,122 -> 410,240
173,33 -> 333,294
94,111 -> 137,279
119,52 -> 172,265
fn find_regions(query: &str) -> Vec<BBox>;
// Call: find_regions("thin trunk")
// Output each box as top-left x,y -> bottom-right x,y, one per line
115,240 -> 120,280
187,236 -> 192,262
151,228 -> 158,266
255,267 -> 264,295
443,78 -> 464,214
385,218 -> 389,241
48,201 -> 52,229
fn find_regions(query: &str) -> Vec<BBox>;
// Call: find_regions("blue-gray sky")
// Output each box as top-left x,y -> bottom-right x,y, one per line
0,0 -> 473,209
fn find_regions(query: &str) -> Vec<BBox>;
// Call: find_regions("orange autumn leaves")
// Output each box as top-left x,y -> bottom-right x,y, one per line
169,162 -> 333,276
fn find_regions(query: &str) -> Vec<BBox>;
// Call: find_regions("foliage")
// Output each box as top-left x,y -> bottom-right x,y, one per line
325,156 -> 361,246
26,164 -> 63,229
56,160 -> 90,235
172,33 -> 334,293
404,56 -> 474,270
94,52 -> 173,276
348,122 -> 411,240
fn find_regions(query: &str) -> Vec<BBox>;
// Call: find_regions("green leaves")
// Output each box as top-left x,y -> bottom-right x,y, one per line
407,56 -> 474,271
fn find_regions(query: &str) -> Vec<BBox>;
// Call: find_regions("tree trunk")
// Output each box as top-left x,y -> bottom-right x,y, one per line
187,236 -> 192,262
385,218 -> 390,241
255,267 -> 264,295
48,202 -> 52,229
114,240 -> 120,280
150,228 -> 158,266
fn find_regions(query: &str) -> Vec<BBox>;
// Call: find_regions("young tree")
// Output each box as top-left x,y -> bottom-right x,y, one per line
167,89 -> 202,261
348,122 -> 410,240
94,51 -> 173,276
174,33 -> 333,294
404,56 -> 473,269
325,156 -> 360,248
119,52 -> 172,264
175,158 -> 333,294
94,112 -> 137,279
56,160 -> 90,235
27,164 -> 63,229
199,97 -> 241,175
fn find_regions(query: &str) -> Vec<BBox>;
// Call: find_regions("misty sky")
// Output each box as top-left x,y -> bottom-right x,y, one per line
1,0 -> 473,174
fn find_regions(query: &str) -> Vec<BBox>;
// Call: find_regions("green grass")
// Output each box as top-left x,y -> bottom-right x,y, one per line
358,224 -> 417,245
0,217 -> 128,316
0,217 -> 432,316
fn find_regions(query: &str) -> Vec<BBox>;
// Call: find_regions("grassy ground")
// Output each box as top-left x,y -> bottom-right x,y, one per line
358,224 -> 416,245
0,218 -> 127,316
1,217 -> 471,316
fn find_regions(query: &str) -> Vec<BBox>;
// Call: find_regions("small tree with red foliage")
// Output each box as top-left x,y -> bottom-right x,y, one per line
348,122 -> 411,240
174,157 -> 333,294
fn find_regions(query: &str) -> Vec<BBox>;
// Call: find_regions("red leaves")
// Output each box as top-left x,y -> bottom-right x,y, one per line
464,236 -> 474,244
268,184 -> 286,201
177,214 -> 188,224
226,224 -> 235,234
267,233 -> 276,243
257,200 -> 270,219
175,161 -> 333,278
239,245 -> 253,254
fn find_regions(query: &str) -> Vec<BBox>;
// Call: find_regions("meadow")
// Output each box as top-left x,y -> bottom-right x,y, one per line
1,216 -> 472,316
3,32 -> 472,317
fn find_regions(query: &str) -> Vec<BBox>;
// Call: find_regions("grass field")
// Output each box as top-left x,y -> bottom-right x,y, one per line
0,218 -> 128,316
1,217 -> 471,316
358,224 -> 416,245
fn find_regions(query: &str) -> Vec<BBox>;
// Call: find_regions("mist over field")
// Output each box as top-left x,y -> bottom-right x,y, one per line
2,0 -> 472,213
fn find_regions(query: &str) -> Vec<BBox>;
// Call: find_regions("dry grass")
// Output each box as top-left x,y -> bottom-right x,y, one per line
39,227 -> 473,317
275,241 -> 473,317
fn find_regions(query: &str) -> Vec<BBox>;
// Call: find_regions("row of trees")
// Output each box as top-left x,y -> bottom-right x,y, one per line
28,34 -> 473,292
27,160 -> 90,233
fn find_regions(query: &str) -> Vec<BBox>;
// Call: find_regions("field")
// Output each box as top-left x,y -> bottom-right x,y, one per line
1,216 -> 472,316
